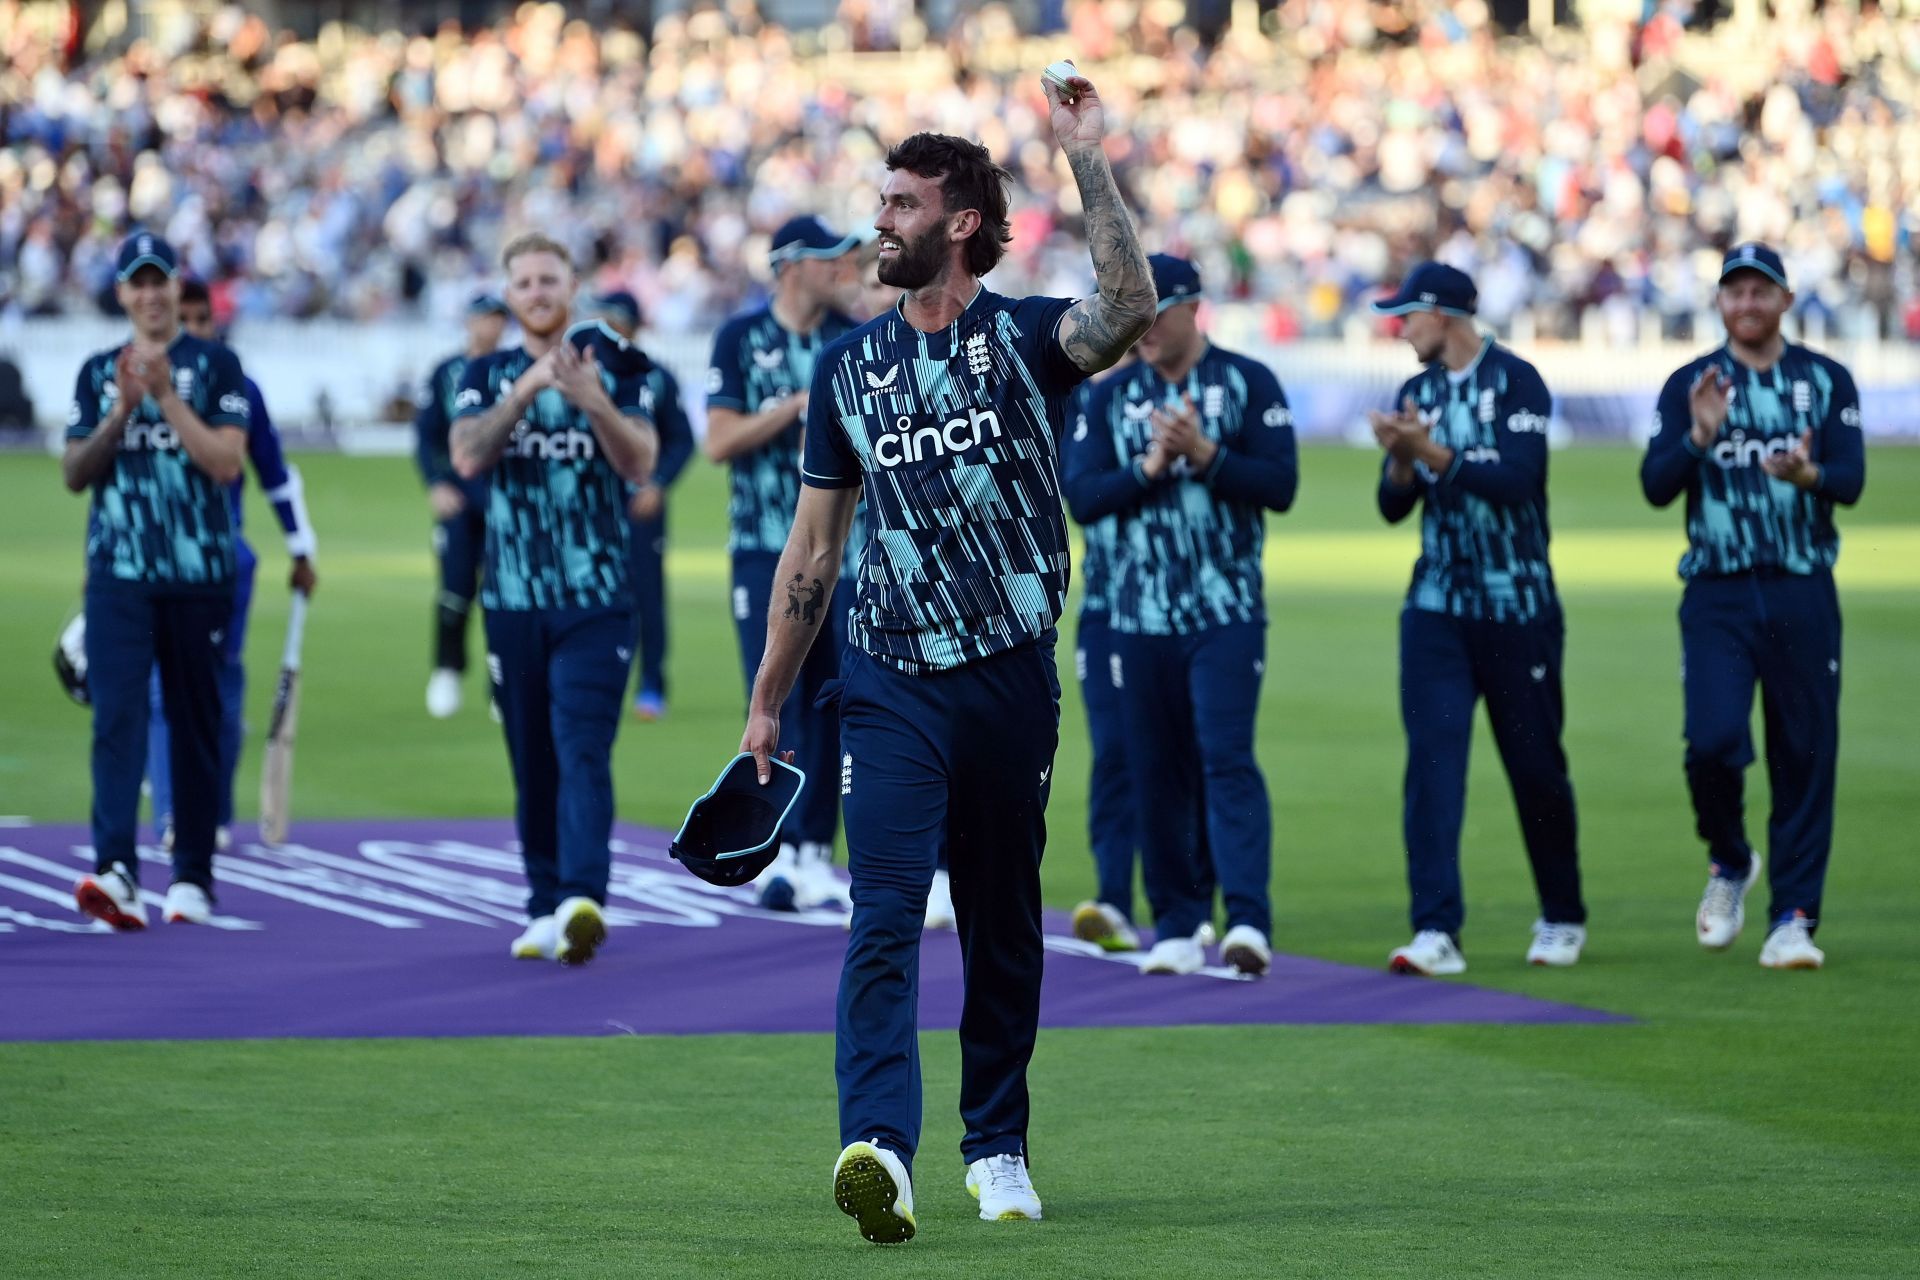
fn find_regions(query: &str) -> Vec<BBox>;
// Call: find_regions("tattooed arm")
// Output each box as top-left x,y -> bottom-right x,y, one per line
1045,71 -> 1156,375
741,483 -> 859,782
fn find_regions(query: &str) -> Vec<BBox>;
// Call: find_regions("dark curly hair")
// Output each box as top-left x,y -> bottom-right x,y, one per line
885,133 -> 1014,277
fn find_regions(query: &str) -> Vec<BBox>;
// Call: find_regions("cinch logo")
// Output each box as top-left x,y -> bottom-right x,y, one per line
124,421 -> 182,451
872,408 -> 1002,468
503,424 -> 597,461
1460,445 -> 1502,464
1506,410 -> 1549,435
1712,431 -> 1792,469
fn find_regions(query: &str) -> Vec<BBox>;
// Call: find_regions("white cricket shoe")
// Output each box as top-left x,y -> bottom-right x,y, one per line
833,1141 -> 916,1244
1220,924 -> 1272,977
795,843 -> 852,910
1071,901 -> 1140,952
1697,858 -> 1762,950
1389,930 -> 1467,976
1141,922 -> 1215,976
554,897 -> 607,966
216,826 -> 231,853
1759,915 -> 1824,970
426,668 -> 462,719
753,844 -> 802,912
510,915 -> 558,960
924,869 -> 955,931
965,1152 -> 1043,1221
75,863 -> 147,931
162,882 -> 212,925
1526,920 -> 1586,967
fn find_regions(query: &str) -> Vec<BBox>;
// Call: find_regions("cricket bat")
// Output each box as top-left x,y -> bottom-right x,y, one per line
258,590 -> 310,846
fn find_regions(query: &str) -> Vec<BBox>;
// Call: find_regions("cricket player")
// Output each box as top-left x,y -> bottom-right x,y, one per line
145,277 -> 319,849
1368,262 -> 1587,976
417,293 -> 509,719
740,78 -> 1156,1241
1641,242 -> 1865,971
704,215 -> 868,913
449,234 -> 658,965
62,232 -> 250,929
1064,254 -> 1298,978
592,289 -> 695,721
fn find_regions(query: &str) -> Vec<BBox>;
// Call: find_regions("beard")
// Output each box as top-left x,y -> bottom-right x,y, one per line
876,225 -> 948,290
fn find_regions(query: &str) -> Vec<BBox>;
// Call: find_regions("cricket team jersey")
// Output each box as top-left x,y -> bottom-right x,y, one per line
707,305 -> 864,576
455,347 -> 649,612
1377,337 -> 1559,625
638,363 -> 696,492
1063,345 -> 1298,636
801,286 -> 1087,673
67,332 -> 251,590
415,352 -> 490,505
1641,342 -> 1865,579
1073,381 -> 1117,619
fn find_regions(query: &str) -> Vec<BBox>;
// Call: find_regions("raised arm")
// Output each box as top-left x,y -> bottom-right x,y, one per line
1045,72 -> 1155,375
62,352 -> 133,492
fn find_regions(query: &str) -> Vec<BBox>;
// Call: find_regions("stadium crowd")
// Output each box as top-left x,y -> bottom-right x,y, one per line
3,0 -> 1918,341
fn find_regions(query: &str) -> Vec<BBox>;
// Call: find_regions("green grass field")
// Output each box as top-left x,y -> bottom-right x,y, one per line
2,446 -> 1916,1277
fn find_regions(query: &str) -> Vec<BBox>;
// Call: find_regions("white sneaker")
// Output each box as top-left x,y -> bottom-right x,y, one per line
1220,924 -> 1272,977
1389,930 -> 1466,976
1697,858 -> 1762,950
833,1140 -> 916,1245
1071,901 -> 1140,952
162,882 -> 212,925
965,1152 -> 1043,1221
510,914 -> 558,960
753,844 -> 802,912
924,868 -> 955,931
75,863 -> 147,931
554,896 -> 607,966
1526,920 -> 1586,967
1141,922 -> 1214,976
794,843 -> 852,910
216,826 -> 231,853
1758,914 -> 1824,970
426,668 -> 462,719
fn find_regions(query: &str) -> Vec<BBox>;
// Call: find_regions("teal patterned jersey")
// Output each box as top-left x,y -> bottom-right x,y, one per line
67,333 -> 251,590
706,305 -> 864,576
1068,377 -> 1117,617
1641,342 -> 1866,579
455,347 -> 650,611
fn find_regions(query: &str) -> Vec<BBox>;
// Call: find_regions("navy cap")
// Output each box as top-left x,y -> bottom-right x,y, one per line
595,289 -> 642,326
769,215 -> 859,268
115,231 -> 179,282
467,292 -> 508,317
1149,253 -> 1202,313
563,318 -> 653,379
1371,262 -> 1477,317
669,753 -> 807,887
1720,242 -> 1789,290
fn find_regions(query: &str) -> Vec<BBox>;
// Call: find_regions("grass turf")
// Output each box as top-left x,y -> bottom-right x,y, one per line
1,446 -> 1916,1276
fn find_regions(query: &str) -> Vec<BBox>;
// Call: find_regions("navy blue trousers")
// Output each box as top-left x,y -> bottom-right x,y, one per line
147,541 -> 254,830
626,508 -> 668,698
732,550 -> 849,848
1112,621 -> 1269,941
1680,571 -> 1841,928
1400,607 -> 1584,939
1075,610 -> 1139,920
833,639 -> 1059,1176
86,582 -> 233,891
432,505 -> 486,672
484,605 -> 634,918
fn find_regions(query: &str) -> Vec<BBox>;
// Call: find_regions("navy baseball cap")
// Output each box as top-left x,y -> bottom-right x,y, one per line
1720,242 -> 1789,290
563,318 -> 653,379
115,232 -> 178,282
467,292 -> 508,316
1371,262 -> 1477,317
595,289 -> 642,326
769,215 -> 859,268
669,753 -> 807,887
1149,254 -> 1202,312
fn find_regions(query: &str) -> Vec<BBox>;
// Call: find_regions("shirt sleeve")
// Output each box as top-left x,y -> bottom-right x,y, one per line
1016,295 -> 1088,400
1813,359 -> 1866,505
1062,375 -> 1153,523
705,320 -> 748,412
1377,375 -> 1425,523
245,378 -> 292,493
1434,358 -> 1547,507
206,348 -> 252,430
1201,361 -> 1298,511
66,358 -> 102,441
413,361 -> 453,487
800,346 -> 860,489
1641,364 -> 1703,508
453,356 -> 493,421
612,367 -> 652,421
651,369 -> 696,488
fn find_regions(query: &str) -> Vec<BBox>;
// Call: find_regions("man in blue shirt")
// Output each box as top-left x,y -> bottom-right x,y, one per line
1641,243 -> 1865,971
1368,263 -> 1587,977
704,215 -> 866,913
742,83 -> 1156,1240
62,233 -> 250,930
1064,254 -> 1298,978
416,293 -> 509,719
450,233 -> 659,966
593,289 -> 695,722
144,278 -> 320,849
